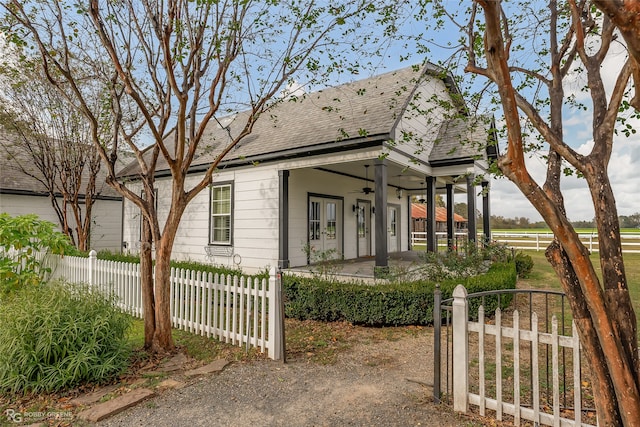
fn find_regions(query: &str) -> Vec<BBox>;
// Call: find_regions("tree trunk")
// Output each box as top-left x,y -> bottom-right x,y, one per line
153,246 -> 174,352
588,165 -> 639,372
546,243 -> 622,425
140,217 -> 156,350
150,207 -> 184,352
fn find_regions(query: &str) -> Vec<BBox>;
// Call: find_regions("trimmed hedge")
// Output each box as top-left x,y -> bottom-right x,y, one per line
283,261 -> 517,326
95,250 -> 265,279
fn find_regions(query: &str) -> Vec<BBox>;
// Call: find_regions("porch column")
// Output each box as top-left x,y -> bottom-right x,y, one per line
446,183 -> 455,251
466,174 -> 477,245
482,181 -> 491,246
374,158 -> 388,276
278,170 -> 290,269
426,177 -> 436,252
406,195 -> 412,250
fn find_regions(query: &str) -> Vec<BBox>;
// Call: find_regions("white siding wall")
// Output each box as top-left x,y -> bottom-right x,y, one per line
0,193 -> 122,251
121,166 -> 280,274
120,163 -> 410,272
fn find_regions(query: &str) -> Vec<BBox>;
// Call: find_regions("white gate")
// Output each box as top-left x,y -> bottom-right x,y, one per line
451,285 -> 595,427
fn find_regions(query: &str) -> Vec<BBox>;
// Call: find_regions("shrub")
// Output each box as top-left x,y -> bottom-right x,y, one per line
0,213 -> 77,294
283,261 -> 516,326
515,252 -> 534,278
0,282 -> 132,393
95,250 -> 264,279
413,241 -> 512,282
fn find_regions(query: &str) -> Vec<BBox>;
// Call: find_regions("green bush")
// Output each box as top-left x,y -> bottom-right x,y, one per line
0,282 -> 132,393
0,213 -> 77,294
515,252 -> 534,278
283,261 -> 516,326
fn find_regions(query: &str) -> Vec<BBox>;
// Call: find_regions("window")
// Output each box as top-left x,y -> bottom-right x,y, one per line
357,205 -> 366,238
326,202 -> 336,240
309,201 -> 320,241
210,183 -> 233,245
389,207 -> 397,237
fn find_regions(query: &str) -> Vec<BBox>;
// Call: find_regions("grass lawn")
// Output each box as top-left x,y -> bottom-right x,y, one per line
517,250 -> 640,335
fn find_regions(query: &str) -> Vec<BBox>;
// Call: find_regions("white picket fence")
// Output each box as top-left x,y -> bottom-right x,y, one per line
451,285 -> 595,427
45,251 -> 283,360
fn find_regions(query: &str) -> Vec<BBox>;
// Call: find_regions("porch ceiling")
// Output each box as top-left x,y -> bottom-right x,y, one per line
316,159 -> 471,196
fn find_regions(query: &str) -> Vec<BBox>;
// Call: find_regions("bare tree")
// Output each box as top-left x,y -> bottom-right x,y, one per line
1,0 -> 393,352
0,63 -> 106,251
423,0 -> 640,423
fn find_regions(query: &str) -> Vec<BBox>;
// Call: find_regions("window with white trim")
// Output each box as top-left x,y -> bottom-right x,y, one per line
210,183 -> 233,245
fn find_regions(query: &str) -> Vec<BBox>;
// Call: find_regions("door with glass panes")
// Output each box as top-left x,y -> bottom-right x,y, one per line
387,204 -> 400,253
356,200 -> 371,257
308,196 -> 342,255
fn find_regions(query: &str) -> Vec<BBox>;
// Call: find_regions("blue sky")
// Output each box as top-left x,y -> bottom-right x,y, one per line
374,6 -> 640,223
488,38 -> 640,222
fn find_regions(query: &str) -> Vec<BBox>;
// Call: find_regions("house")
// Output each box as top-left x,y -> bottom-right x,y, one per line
119,64 -> 498,275
0,136 -> 124,251
411,203 -> 467,233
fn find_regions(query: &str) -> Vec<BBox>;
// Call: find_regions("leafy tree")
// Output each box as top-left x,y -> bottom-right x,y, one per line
0,60 -> 107,251
1,0 -> 395,352
419,0 -> 640,423
453,202 -> 467,219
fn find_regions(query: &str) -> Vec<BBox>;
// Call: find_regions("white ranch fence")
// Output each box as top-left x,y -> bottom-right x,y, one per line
411,231 -> 640,253
450,285 -> 595,427
44,251 -> 284,360
491,232 -> 640,253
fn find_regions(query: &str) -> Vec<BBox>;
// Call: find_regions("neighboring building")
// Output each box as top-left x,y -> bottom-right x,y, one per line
411,203 -> 467,233
0,137 -> 123,251
119,64 -> 497,275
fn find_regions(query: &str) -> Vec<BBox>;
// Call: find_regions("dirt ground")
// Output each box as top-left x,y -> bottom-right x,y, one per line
96,328 -> 486,427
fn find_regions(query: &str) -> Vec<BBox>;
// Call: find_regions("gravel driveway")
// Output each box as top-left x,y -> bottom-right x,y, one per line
97,330 -> 477,427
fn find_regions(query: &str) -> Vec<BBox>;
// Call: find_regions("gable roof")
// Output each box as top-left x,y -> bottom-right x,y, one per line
429,115 -> 498,165
119,63 -> 478,178
411,203 -> 467,223
0,132 -> 121,200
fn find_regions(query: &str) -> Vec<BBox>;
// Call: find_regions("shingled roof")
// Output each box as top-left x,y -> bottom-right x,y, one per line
118,63 -> 477,178
0,132 -> 120,199
429,115 -> 496,164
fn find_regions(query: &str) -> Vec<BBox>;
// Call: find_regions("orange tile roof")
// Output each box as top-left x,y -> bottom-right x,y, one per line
411,203 -> 466,222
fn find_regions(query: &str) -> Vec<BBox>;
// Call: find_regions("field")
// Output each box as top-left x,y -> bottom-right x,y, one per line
490,230 -> 640,253
493,228 -> 640,234
518,250 -> 640,335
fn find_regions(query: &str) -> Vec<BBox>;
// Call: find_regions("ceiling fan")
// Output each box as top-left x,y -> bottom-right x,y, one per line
352,164 -> 374,194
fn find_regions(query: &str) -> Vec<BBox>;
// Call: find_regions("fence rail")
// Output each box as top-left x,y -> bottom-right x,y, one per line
490,232 -> 640,253
46,251 -> 283,360
411,231 -> 640,253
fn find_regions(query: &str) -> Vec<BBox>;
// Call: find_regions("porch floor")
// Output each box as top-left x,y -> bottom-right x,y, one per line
285,250 -> 427,282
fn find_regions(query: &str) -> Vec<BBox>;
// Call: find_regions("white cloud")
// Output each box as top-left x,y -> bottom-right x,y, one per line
490,127 -> 640,221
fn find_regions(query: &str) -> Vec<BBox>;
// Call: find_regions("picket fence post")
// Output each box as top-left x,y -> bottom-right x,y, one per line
452,284 -> 469,413
267,267 -> 284,361
88,250 -> 97,287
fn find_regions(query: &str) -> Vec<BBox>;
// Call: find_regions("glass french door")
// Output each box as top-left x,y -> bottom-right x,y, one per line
387,205 -> 400,253
356,200 -> 371,257
309,196 -> 342,254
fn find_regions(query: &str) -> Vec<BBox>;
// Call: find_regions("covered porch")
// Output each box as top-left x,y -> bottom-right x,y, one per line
285,250 -> 427,282
277,156 -> 493,278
